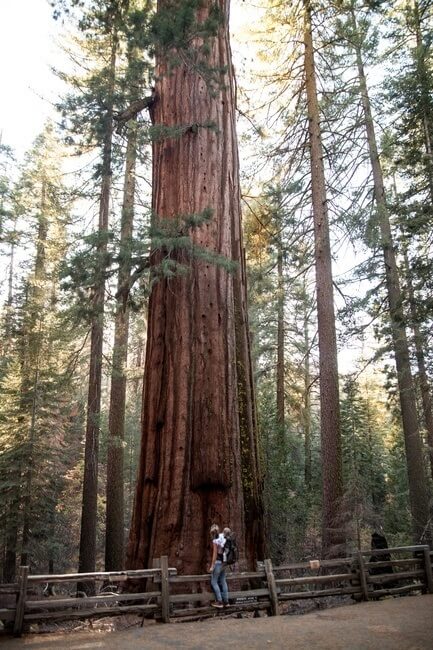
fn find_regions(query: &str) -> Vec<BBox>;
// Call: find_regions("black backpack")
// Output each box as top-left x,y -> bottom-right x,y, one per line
223,535 -> 238,566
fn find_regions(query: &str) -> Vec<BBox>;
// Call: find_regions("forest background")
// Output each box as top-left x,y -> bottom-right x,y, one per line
1,0 -> 433,582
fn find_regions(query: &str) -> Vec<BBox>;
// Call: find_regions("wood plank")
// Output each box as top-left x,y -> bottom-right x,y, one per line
170,601 -> 271,618
0,584 -> 19,593
364,558 -> 420,569
25,591 -> 160,610
371,583 -> 423,598
169,588 -> 275,604
13,566 -> 29,636
358,545 -> 425,556
160,555 -> 170,624
0,608 -> 16,621
27,568 -> 172,584
276,572 -> 353,586
275,558 -> 353,571
357,552 -> 370,601
23,603 -> 158,622
368,570 -> 424,584
279,586 -> 361,600
264,559 -> 279,616
167,571 -> 266,584
423,546 -> 433,593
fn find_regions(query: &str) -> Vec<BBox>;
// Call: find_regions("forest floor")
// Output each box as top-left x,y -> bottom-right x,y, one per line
1,593 -> 433,649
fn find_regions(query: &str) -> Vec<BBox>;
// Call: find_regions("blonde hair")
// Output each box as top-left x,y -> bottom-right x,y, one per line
223,527 -> 231,537
210,523 -> 219,538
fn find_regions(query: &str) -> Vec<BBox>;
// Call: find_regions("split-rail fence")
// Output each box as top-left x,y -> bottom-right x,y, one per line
1,544 -> 432,636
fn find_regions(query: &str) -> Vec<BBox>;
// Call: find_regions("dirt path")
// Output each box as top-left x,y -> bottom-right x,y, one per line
1,594 -> 433,649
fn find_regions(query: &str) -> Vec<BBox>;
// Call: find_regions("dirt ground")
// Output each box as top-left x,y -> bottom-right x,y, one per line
1,594 -> 433,649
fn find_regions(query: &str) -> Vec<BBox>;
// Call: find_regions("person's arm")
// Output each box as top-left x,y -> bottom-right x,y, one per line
208,541 -> 218,572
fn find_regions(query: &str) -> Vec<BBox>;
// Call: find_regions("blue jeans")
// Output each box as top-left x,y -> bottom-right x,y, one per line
211,560 -> 228,603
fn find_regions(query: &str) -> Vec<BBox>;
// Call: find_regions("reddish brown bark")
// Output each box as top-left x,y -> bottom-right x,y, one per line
304,0 -> 344,557
127,0 -> 264,574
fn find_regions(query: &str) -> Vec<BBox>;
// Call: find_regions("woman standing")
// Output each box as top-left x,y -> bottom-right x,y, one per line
208,524 -> 230,608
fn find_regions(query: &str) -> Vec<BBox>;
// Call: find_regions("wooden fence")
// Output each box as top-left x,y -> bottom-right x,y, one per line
1,545 -> 432,636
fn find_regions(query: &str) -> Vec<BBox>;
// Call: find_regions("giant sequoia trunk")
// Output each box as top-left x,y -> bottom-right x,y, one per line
303,1 -> 344,557
127,0 -> 264,574
350,6 -> 431,544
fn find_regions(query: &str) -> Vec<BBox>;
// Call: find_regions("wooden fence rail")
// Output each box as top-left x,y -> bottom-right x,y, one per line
1,545 -> 432,636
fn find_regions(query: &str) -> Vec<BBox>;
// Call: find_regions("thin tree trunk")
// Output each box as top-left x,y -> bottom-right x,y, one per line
303,0 -> 344,557
350,5 -> 431,543
276,243 -> 285,431
127,0 -> 264,574
105,120 -> 137,571
78,31 -> 116,577
403,250 -> 433,482
302,285 -> 312,491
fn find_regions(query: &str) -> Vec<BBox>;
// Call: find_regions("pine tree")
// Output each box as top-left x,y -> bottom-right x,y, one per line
54,0 -> 133,578
303,0 -> 344,557
105,117 -> 138,571
382,0 -> 433,482
340,0 -> 432,544
340,378 -> 388,549
0,124 -> 81,578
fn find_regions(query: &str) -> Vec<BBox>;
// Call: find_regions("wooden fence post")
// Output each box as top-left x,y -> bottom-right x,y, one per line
264,558 -> 279,616
13,566 -> 29,636
356,552 -> 369,601
422,546 -> 433,594
160,555 -> 170,623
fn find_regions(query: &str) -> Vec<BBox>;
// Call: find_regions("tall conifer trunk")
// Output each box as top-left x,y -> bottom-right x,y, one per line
127,0 -> 264,573
407,1 -> 433,481
105,120 -> 137,571
276,241 -> 285,431
349,6 -> 431,543
403,250 -> 433,482
303,0 -> 344,557
302,281 -> 312,491
78,28 -> 117,577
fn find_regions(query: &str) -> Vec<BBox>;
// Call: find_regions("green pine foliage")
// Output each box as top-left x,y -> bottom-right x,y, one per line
340,378 -> 389,550
0,125 -> 84,577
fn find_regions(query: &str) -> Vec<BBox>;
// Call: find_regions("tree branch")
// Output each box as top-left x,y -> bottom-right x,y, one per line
113,90 -> 157,132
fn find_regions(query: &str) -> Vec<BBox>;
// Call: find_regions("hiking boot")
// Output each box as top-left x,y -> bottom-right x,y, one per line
211,601 -> 223,609
223,602 -> 230,608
